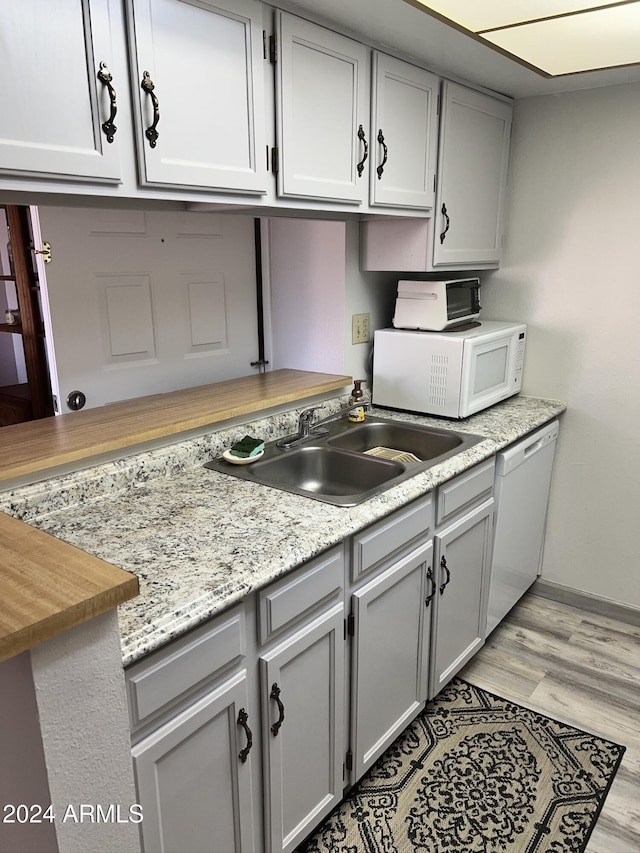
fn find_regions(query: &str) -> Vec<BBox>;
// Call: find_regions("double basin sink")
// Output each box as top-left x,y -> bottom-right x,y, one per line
205,415 -> 483,507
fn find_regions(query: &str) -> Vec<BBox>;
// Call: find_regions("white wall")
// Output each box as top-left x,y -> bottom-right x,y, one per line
482,82 -> 640,609
266,218 -> 346,374
265,218 -> 397,387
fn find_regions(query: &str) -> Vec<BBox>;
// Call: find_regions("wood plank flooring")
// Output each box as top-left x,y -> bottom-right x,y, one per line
461,593 -> 640,853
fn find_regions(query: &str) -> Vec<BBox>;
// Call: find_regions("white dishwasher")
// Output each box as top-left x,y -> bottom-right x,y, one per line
487,419 -> 559,635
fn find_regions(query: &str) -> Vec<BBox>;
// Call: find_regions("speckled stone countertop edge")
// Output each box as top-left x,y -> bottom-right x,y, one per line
0,394 -> 566,667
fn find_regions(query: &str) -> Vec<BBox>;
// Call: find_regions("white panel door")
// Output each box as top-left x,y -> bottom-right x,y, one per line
0,0 -> 122,182
350,540 -> 432,781
370,53 -> 439,209
128,0 -> 267,193
433,82 -> 513,267
260,604 -> 345,853
275,11 -> 370,203
132,670 -> 256,853
37,208 -> 259,410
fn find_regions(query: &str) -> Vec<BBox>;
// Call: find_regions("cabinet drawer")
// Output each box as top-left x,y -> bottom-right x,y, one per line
436,459 -> 495,526
126,605 -> 246,733
351,493 -> 433,582
257,546 -> 344,645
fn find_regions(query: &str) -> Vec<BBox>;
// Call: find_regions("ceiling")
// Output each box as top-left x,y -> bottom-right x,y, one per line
276,0 -> 640,98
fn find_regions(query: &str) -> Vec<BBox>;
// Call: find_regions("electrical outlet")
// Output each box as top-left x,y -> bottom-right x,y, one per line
352,313 -> 370,345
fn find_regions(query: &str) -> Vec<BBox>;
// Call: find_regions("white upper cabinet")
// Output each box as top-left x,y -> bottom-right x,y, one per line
369,53 -> 439,210
433,81 -> 513,267
0,0 -> 122,183
127,0 -> 267,193
275,11 -> 370,204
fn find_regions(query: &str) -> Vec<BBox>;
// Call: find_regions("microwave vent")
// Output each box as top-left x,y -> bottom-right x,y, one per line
429,355 -> 448,407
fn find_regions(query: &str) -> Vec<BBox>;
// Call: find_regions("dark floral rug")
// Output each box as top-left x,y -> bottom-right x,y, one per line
300,679 -> 625,853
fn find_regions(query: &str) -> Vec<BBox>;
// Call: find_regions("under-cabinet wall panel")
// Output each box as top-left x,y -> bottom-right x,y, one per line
37,208 -> 258,410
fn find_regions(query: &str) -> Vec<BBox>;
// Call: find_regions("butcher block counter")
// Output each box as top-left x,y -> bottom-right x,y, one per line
0,370 -> 352,662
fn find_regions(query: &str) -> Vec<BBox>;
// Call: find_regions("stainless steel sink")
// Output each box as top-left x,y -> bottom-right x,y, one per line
246,446 -> 404,503
328,420 -> 463,460
204,416 -> 483,506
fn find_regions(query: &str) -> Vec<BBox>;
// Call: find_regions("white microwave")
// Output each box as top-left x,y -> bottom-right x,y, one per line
373,321 -> 526,419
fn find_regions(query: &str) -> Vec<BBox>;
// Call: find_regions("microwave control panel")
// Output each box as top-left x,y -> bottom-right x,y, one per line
514,332 -> 526,384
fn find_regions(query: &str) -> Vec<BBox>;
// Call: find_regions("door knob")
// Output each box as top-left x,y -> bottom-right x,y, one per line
66,390 -> 86,411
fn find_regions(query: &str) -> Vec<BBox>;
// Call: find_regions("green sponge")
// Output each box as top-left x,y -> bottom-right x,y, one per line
229,435 -> 265,458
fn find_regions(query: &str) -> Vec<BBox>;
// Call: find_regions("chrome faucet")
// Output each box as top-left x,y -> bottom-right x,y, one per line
276,401 -> 370,450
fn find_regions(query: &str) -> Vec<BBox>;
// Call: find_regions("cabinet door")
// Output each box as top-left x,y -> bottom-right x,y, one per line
433,82 -> 512,267
350,540 -> 432,781
275,11 -> 370,203
370,53 -> 439,209
0,0 -> 121,182
132,670 -> 256,853
429,499 -> 494,699
128,0 -> 267,193
260,603 -> 344,853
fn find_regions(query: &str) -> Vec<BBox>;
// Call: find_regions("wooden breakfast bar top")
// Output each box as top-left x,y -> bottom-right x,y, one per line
0,370 -> 351,661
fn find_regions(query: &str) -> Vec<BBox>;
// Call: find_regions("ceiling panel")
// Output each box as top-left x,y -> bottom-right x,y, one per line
484,4 -> 640,75
411,0 -> 627,32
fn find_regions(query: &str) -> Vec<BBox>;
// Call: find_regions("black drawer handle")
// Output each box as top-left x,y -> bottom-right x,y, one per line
376,129 -> 388,179
439,555 -> 451,595
425,565 -> 436,607
97,61 -> 117,142
356,125 -> 368,177
439,203 -> 450,244
270,682 -> 285,736
141,71 -> 160,148
237,708 -> 253,762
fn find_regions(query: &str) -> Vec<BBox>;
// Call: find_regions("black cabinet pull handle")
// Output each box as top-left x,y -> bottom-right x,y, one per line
356,125 -> 368,177
425,565 -> 436,607
376,129 -> 388,179
237,708 -> 253,762
439,203 -> 450,244
97,62 -> 117,143
439,555 -> 451,595
141,71 -> 160,148
270,682 -> 285,736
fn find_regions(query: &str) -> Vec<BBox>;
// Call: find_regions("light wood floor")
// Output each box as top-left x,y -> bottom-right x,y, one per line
461,593 -> 640,853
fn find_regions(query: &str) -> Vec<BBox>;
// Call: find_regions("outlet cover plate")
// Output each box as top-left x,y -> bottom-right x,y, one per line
352,313 -> 370,344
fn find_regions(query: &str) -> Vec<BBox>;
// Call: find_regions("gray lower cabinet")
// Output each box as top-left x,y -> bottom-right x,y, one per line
126,459 -> 498,852
260,603 -> 345,853
132,669 -> 256,853
349,539 -> 433,781
429,498 -> 494,699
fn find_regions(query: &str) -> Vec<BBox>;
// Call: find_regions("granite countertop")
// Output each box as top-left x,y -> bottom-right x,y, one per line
1,395 -> 565,667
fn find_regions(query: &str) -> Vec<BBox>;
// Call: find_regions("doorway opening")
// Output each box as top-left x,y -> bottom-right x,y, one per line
0,205 -> 54,425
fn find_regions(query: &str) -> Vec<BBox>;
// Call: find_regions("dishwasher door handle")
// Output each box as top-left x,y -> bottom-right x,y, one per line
523,437 -> 546,456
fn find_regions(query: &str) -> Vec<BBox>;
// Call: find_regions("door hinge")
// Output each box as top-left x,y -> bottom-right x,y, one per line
345,750 -> 353,772
346,612 -> 355,637
271,146 -> 279,174
269,33 -> 277,63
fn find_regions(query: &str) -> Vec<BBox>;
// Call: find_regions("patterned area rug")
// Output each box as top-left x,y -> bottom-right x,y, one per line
301,679 -> 625,853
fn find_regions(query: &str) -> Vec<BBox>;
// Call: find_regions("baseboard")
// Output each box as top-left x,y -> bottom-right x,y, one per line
532,579 -> 640,628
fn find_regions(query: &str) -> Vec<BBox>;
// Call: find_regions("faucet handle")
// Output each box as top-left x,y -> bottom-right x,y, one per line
299,407 -> 317,423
